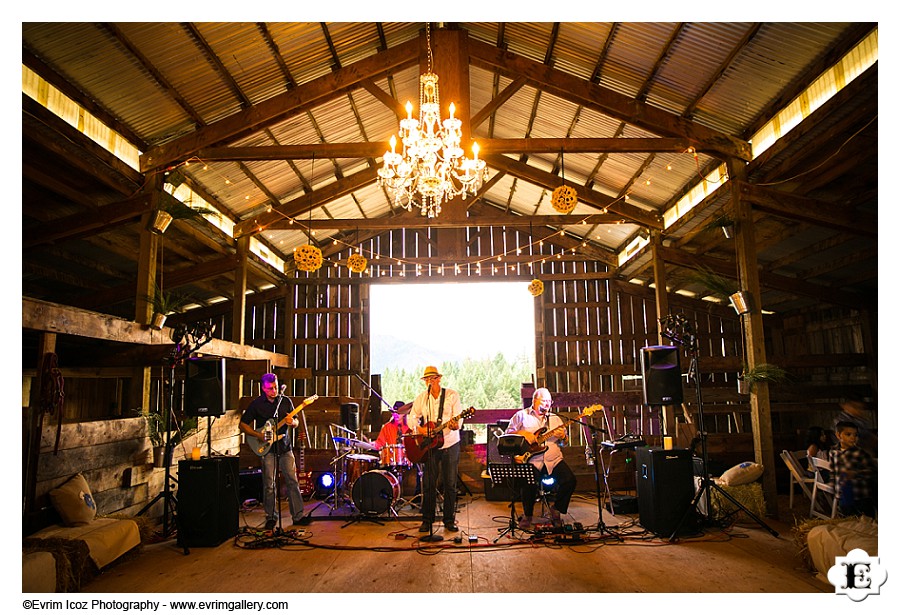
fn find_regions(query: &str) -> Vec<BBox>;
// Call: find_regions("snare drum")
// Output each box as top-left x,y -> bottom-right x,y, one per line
379,443 -> 409,468
351,470 -> 401,515
345,453 -> 378,486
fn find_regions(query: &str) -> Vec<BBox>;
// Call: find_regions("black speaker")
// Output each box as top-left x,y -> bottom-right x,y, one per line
177,457 -> 239,547
184,357 -> 225,417
340,402 -> 359,432
640,345 -> 683,405
636,447 -> 696,536
239,467 -> 263,503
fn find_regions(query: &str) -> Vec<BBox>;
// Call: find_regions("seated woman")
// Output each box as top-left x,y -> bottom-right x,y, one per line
805,425 -> 835,479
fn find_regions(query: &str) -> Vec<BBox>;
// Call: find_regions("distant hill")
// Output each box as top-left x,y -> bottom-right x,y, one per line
370,333 -> 466,374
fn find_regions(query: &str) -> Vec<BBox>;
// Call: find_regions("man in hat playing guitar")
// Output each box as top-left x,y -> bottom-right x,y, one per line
407,366 -> 468,534
505,387 -> 577,529
239,373 -> 308,530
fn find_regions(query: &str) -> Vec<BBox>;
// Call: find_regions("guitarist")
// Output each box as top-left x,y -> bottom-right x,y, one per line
239,373 -> 306,530
407,366 -> 463,534
505,387 -> 576,530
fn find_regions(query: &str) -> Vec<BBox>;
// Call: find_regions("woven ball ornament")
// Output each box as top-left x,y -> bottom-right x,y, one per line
294,244 -> 323,272
528,279 -> 544,297
347,253 -> 368,273
551,185 -> 578,214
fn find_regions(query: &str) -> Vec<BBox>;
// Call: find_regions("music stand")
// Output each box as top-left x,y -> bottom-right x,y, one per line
489,463 -> 537,542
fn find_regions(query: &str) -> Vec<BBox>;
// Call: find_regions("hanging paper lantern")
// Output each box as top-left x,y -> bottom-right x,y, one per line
527,279 -> 544,297
294,244 -> 323,272
347,253 -> 368,273
551,185 -> 578,214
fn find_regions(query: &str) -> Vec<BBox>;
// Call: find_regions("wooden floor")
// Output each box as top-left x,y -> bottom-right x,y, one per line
81,487 -> 832,603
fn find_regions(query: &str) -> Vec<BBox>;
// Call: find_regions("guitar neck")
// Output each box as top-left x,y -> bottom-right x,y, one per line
274,394 -> 319,431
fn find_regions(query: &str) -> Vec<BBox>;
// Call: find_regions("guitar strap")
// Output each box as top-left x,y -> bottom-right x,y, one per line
437,387 -> 446,424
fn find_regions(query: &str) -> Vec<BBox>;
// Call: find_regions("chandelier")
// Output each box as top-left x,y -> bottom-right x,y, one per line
378,24 -> 486,218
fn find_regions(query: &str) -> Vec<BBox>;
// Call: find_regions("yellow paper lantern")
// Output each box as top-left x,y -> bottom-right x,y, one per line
347,253 -> 368,273
551,185 -> 578,214
294,244 -> 323,272
527,279 -> 544,297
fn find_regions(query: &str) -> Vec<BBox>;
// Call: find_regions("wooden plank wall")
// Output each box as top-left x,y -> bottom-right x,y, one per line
27,412 -> 241,534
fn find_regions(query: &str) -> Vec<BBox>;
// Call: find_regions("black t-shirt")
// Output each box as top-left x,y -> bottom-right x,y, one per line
241,393 -> 296,455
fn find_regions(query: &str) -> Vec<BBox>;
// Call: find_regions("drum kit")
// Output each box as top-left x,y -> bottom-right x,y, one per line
328,428 -> 420,517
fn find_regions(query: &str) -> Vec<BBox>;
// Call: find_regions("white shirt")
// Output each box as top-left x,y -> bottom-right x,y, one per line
409,387 -> 463,449
506,407 -> 566,473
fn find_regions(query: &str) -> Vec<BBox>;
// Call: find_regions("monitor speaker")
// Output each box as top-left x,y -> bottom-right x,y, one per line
177,457 -> 239,547
184,357 -> 225,417
636,447 -> 696,537
640,345 -> 683,405
340,402 -> 359,432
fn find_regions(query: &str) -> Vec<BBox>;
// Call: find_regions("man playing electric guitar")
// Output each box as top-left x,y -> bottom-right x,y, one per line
239,373 -> 307,530
505,387 -> 577,529
407,365 -> 464,534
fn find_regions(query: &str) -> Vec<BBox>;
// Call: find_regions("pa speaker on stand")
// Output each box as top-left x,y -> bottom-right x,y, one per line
640,345 -> 683,406
184,357 -> 225,417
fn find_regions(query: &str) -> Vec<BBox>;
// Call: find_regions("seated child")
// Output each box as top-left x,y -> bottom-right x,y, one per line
828,421 -> 877,518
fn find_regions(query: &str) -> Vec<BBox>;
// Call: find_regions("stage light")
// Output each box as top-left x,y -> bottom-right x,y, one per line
314,472 -> 335,499
541,476 -> 557,488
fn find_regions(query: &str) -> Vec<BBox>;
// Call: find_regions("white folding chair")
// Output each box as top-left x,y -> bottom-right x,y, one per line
780,449 -> 814,509
809,455 -> 838,519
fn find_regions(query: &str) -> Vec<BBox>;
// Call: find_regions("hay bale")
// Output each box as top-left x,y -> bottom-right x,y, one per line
709,480 -> 766,520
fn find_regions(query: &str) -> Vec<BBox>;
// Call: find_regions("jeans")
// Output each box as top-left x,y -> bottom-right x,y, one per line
421,442 -> 460,524
262,449 -> 305,523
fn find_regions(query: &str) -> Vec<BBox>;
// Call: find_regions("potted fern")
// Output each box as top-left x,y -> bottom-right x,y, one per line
143,411 -> 199,466
686,267 -> 739,301
702,213 -> 736,239
737,363 -> 788,394
149,192 -> 218,235
146,285 -> 192,330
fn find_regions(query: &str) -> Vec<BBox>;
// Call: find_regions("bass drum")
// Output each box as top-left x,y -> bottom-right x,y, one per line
351,470 -> 400,515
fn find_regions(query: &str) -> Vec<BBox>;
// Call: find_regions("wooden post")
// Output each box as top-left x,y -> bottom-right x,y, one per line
23,332 -> 56,532
230,236 -> 250,406
728,157 -> 778,517
650,232 -> 675,437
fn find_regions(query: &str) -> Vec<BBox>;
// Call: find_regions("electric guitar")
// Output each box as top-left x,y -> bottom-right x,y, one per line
296,431 -> 314,498
513,404 -> 601,464
247,394 -> 319,457
404,407 -> 476,464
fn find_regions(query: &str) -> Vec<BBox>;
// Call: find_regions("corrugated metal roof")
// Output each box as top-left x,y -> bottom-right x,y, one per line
22,21 -> 876,313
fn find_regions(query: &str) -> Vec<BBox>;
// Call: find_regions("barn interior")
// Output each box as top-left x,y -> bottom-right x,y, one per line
20,21 -> 880,597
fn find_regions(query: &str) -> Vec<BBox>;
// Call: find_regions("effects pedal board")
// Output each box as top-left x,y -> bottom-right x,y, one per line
534,522 -> 586,543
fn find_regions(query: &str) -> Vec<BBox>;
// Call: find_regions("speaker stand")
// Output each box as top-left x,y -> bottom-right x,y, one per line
660,323 -> 779,540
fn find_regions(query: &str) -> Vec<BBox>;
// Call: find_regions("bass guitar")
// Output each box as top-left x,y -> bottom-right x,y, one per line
247,394 -> 319,457
513,404 -> 601,464
404,407 -> 476,464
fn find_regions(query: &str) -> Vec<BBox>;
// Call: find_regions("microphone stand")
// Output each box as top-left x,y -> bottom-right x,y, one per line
553,412 -> 617,538
270,387 -> 287,535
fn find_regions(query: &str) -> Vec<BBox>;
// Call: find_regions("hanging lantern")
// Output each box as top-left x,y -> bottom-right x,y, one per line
347,253 -> 368,273
294,245 -> 323,272
527,279 -> 544,297
551,185 -> 578,214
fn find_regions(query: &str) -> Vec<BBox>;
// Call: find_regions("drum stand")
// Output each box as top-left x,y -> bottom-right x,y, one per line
490,463 -> 537,542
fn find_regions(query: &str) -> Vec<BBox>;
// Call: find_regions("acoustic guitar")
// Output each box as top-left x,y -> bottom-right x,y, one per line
404,407 -> 476,464
246,394 -> 319,457
513,404 -> 601,464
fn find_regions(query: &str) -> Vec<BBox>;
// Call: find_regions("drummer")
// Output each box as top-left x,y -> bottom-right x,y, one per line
375,401 -> 412,449
374,401 -> 421,498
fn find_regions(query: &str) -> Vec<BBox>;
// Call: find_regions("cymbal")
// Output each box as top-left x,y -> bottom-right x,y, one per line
354,440 -> 377,451
333,436 -> 352,445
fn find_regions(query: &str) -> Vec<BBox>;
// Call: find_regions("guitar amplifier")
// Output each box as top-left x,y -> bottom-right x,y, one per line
239,467 -> 263,503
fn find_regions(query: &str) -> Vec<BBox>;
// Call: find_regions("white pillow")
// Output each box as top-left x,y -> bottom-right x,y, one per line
719,461 -> 763,486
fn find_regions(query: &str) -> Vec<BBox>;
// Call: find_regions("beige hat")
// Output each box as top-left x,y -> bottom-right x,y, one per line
421,365 -> 442,380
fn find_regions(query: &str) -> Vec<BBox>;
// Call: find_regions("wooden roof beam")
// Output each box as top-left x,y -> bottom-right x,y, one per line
468,38 -> 751,162
140,38 -> 420,172
483,153 -> 662,229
